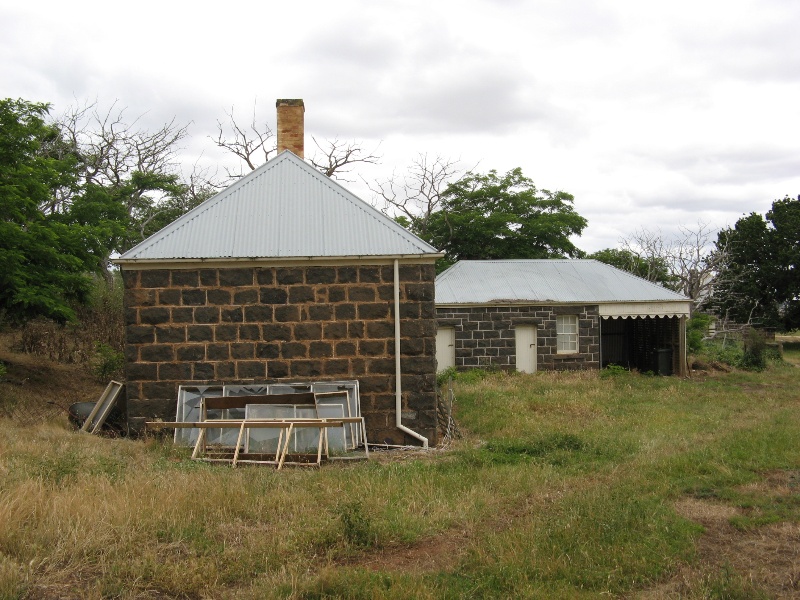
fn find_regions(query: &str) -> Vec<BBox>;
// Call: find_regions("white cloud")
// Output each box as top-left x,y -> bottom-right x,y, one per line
1,0 -> 798,253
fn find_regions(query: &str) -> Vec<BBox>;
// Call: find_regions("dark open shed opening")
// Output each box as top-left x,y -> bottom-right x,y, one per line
600,316 -> 683,375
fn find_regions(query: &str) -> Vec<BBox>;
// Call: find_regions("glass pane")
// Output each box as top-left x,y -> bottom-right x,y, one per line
316,394 -> 353,449
206,407 -> 245,447
313,381 -> 360,447
293,406 -> 320,453
315,403 -> 347,455
245,404 -> 294,454
174,386 -> 224,446
556,316 -> 578,352
269,384 -> 312,394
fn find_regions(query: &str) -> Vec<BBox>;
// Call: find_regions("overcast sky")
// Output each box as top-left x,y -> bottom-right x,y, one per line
3,0 -> 799,252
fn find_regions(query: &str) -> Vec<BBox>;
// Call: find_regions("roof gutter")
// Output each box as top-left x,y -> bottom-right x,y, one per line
113,253 -> 445,267
393,258 -> 428,448
434,299 -> 691,308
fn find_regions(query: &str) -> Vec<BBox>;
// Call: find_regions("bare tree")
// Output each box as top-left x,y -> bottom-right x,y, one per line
620,222 -> 721,311
48,100 -> 194,282
671,222 -> 721,304
309,136 -> 380,180
53,100 -> 189,214
368,154 -> 465,238
58,100 -> 188,183
619,228 -> 674,284
212,100 -> 381,181
212,103 -> 275,179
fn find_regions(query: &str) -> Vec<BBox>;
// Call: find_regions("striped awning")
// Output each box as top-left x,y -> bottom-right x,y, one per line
599,301 -> 691,319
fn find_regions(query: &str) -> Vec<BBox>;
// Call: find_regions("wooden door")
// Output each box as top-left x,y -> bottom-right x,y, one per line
436,327 -> 455,372
515,325 -> 537,373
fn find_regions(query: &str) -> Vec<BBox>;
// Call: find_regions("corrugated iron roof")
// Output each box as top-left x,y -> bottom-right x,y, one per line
435,260 -> 690,304
117,151 -> 440,261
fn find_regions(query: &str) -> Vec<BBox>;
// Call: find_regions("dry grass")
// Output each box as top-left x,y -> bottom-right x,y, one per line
1,343 -> 800,598
0,332 -> 106,425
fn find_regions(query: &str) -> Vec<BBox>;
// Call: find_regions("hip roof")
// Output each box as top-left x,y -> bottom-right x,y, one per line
117,151 -> 440,262
435,260 -> 690,305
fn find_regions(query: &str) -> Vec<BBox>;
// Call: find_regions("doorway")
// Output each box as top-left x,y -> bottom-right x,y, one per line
515,325 -> 537,373
436,327 -> 455,372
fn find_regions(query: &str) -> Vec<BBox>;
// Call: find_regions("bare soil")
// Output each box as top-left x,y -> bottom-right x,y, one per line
336,530 -> 470,574
638,470 -> 800,599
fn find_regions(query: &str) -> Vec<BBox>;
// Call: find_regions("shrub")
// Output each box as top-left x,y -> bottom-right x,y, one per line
698,339 -> 744,368
91,342 -> 124,381
740,328 -> 767,371
16,275 -> 124,369
436,366 -> 458,387
336,501 -> 375,548
600,364 -> 628,378
687,313 -> 712,353
437,366 -> 495,387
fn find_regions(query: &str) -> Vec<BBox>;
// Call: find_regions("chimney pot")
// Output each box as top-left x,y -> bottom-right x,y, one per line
276,99 -> 305,158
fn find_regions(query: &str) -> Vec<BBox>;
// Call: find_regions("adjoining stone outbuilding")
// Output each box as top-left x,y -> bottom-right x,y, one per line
115,101 -> 442,445
435,260 -> 690,376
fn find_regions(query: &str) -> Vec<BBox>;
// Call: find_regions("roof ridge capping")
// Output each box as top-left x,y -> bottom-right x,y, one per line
582,258 -> 689,299
278,152 -> 441,253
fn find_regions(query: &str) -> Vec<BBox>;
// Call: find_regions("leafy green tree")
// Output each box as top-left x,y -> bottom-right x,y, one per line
708,196 -> 800,329
133,175 -> 215,242
54,101 -> 218,276
1,97 -> 218,322
768,196 -> 800,324
587,248 -> 674,286
421,168 -> 586,270
0,99 -> 98,322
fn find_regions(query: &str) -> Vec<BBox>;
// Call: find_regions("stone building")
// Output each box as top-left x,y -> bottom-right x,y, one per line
115,100 -> 441,445
435,260 -> 690,375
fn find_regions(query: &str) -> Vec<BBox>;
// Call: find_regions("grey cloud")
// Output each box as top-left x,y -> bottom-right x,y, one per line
388,72 -> 567,135
676,5 -> 800,83
276,9 -> 579,139
642,146 -> 800,187
296,27 -> 404,72
624,188 -> 760,213
298,53 -> 581,143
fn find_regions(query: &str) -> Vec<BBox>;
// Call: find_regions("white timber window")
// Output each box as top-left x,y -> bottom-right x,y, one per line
556,315 -> 578,354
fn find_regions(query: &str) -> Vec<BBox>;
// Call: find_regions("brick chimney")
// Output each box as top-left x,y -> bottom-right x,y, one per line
276,99 -> 305,158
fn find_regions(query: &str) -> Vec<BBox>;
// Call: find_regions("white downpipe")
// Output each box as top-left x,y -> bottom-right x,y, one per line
394,259 -> 429,448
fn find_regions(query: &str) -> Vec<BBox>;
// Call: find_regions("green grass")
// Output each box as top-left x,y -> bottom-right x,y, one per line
2,364 -> 800,598
783,340 -> 800,364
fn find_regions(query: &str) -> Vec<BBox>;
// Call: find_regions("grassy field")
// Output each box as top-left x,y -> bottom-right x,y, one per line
1,345 -> 800,598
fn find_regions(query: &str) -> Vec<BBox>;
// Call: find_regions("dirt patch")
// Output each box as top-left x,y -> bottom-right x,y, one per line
739,470 -> 800,497
336,529 -> 470,573
674,497 -> 740,522
637,471 -> 800,599
688,358 -> 733,375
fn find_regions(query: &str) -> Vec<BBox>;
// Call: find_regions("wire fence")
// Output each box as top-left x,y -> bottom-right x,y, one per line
0,398 -> 71,426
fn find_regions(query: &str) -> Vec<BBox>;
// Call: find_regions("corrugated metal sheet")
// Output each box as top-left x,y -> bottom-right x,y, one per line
435,260 -> 690,304
118,151 -> 440,261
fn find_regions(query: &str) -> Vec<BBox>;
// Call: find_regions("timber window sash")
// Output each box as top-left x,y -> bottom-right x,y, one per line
556,314 -> 578,354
